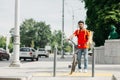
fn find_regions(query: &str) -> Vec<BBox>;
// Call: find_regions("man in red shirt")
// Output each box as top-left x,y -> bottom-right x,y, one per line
68,21 -> 90,73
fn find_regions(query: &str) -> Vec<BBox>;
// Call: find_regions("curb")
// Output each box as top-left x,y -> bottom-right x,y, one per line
0,76 -> 32,80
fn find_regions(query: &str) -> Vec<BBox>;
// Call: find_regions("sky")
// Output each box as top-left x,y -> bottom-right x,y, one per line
0,0 -> 86,37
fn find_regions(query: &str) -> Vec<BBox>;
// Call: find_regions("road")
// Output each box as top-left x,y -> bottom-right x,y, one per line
0,54 -> 92,67
0,54 -> 72,67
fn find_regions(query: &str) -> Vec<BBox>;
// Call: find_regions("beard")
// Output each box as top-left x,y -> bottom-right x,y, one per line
79,26 -> 84,29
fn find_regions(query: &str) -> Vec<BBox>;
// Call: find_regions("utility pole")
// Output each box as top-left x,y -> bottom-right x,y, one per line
72,8 -> 75,55
61,0 -> 65,58
72,8 -> 74,32
9,0 -> 21,67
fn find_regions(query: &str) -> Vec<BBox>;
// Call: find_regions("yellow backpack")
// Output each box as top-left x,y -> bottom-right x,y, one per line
88,30 -> 94,50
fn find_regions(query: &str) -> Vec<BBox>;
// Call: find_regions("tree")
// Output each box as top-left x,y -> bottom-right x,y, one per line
51,30 -> 62,51
82,0 -> 120,46
0,36 -> 6,49
20,19 -> 36,47
20,18 -> 52,48
51,30 -> 72,53
10,18 -> 72,52
64,41 -> 72,53
34,21 -> 52,48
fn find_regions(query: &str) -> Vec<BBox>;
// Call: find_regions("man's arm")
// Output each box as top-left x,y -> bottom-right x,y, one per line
67,30 -> 77,41
67,34 -> 75,40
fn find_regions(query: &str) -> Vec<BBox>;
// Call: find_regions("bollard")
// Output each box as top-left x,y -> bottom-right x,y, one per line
53,45 -> 57,77
92,47 -> 95,77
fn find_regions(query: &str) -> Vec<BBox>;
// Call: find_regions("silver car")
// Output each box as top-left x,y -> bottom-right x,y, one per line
37,48 -> 49,58
20,47 -> 39,61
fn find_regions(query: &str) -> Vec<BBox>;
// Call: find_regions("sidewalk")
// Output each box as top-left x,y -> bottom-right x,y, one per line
0,61 -> 120,80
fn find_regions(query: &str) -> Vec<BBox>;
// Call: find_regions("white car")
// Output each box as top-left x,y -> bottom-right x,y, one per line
37,48 -> 49,58
19,47 -> 39,61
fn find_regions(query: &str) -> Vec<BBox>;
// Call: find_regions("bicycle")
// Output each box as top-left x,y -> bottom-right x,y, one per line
68,40 -> 79,74
68,40 -> 94,74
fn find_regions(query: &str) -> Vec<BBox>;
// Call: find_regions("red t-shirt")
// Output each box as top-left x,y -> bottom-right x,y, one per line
74,29 -> 90,49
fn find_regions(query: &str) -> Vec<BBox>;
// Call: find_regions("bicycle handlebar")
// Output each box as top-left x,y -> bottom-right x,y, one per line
68,39 -> 78,49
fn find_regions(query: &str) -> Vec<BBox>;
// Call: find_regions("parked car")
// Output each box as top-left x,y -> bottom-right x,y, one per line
0,48 -> 10,61
19,47 -> 39,61
37,48 -> 49,58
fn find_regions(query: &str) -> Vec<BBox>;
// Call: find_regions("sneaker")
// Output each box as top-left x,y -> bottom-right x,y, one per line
78,69 -> 82,72
84,69 -> 87,73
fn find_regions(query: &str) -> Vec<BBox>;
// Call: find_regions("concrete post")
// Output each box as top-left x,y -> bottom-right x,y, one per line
9,0 -> 21,67
92,48 -> 95,77
53,45 -> 57,77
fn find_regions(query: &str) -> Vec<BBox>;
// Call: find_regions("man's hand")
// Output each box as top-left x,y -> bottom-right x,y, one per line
67,34 -> 75,42
66,38 -> 70,42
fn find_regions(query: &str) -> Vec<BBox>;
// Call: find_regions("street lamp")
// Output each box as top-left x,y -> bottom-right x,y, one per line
61,0 -> 65,58
9,0 -> 21,67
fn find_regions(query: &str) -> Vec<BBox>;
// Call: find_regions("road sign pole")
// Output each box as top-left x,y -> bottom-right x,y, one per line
61,0 -> 65,58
